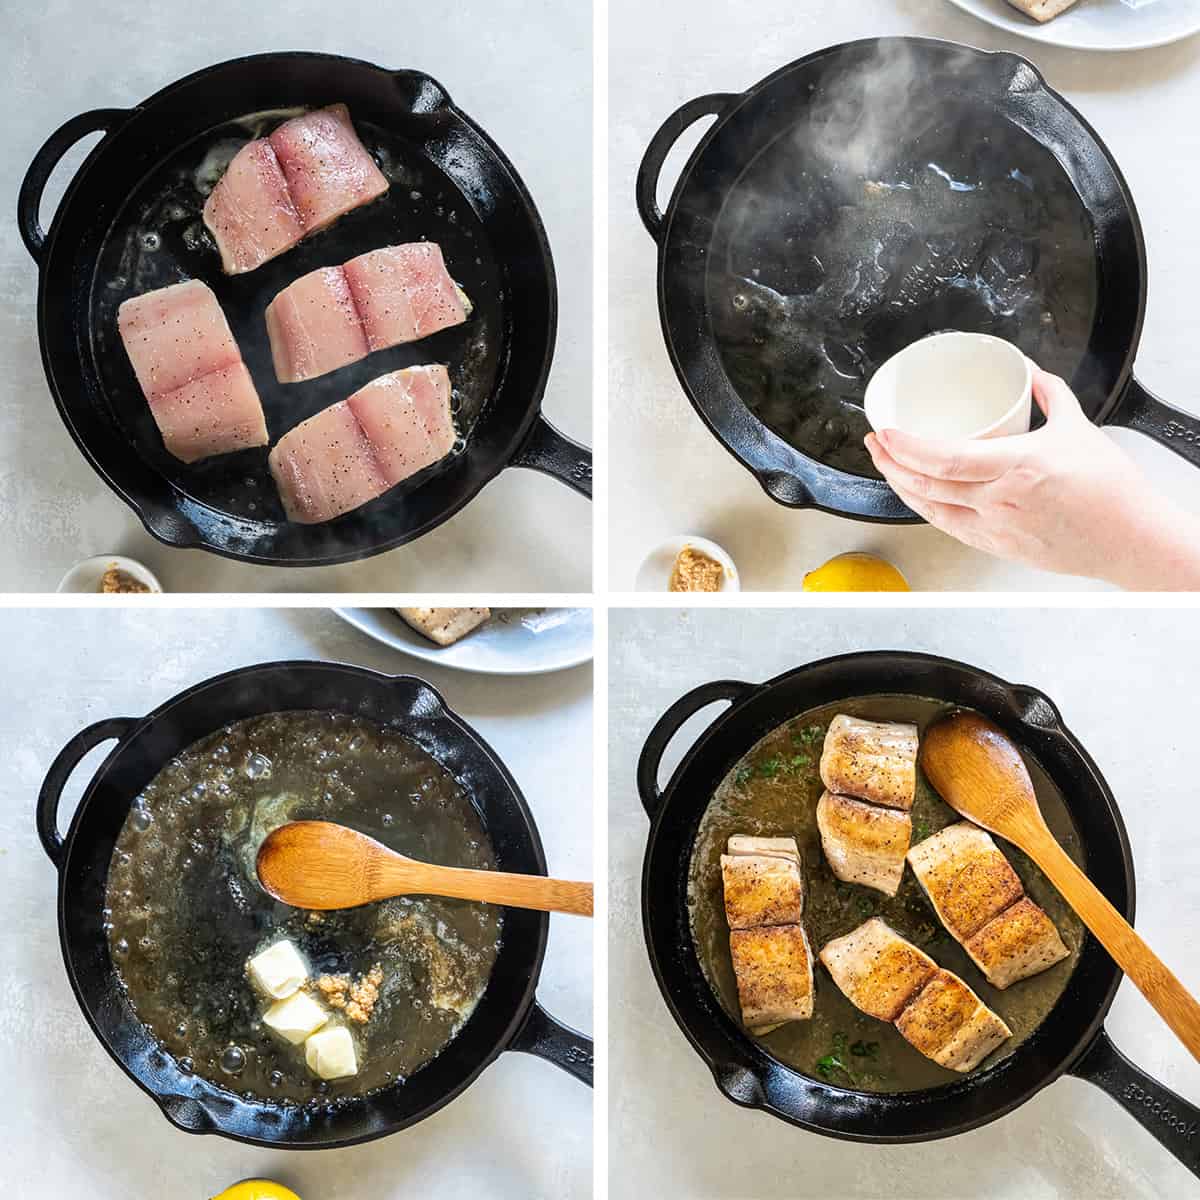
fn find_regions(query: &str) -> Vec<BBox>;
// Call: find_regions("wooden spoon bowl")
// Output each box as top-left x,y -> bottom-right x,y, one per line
257,820 -> 593,917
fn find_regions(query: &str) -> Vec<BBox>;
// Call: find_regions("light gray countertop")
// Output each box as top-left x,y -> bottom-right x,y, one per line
1,0 -> 591,593
609,0 -> 1200,591
0,608 -> 592,1197
609,606 -> 1200,1197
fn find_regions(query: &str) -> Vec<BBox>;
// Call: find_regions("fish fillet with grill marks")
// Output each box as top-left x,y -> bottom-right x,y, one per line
816,790 -> 911,897
907,822 -> 1069,989
721,835 -> 812,1033
820,918 -> 1011,1072
820,715 -> 919,811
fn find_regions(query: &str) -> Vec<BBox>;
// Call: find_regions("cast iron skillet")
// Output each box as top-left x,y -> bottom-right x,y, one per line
637,39 -> 1200,522
19,52 -> 591,566
37,661 -> 592,1149
637,652 -> 1199,1178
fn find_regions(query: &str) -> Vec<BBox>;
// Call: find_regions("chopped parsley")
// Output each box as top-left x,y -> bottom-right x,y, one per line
855,893 -> 877,917
816,1032 -> 858,1085
912,817 -> 931,842
850,1039 -> 880,1060
734,766 -> 753,786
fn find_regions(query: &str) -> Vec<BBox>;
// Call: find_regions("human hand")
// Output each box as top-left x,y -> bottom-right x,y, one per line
864,366 -> 1200,590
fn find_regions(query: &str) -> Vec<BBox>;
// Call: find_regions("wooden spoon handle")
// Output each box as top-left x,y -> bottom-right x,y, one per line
377,859 -> 593,917
1028,830 -> 1200,1062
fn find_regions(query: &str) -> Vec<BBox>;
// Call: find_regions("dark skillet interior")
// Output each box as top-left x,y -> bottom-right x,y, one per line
642,654 -> 1131,1141
58,664 -> 547,1148
91,110 -> 502,521
659,41 -> 1143,512
38,54 -> 556,564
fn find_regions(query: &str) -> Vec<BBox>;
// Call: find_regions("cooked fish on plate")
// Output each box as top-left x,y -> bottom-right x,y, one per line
908,822 -> 1070,988
721,835 -> 813,1032
397,608 -> 491,647
116,279 -> 267,463
268,365 -> 455,523
821,918 -> 1012,1072
266,244 -> 471,383
203,104 -> 389,275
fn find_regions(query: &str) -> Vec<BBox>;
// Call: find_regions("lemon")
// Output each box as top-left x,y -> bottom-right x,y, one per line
210,1183 -> 301,1200
802,552 -> 909,592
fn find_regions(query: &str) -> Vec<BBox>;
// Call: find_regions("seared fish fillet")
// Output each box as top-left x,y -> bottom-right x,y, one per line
821,918 -> 1011,1073
894,969 -> 1012,1072
907,822 -> 1068,988
722,835 -> 811,1032
721,841 -> 804,930
729,924 -> 814,1033
397,608 -> 491,646
820,715 -> 918,811
818,916 -> 936,1022
1004,0 -> 1078,23
816,791 -> 911,897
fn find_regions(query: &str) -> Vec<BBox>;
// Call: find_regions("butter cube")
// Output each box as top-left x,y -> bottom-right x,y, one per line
248,940 -> 308,999
263,991 -> 329,1045
305,1025 -> 359,1080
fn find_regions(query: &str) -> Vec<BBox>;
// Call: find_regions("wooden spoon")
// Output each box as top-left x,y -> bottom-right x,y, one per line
922,709 -> 1200,1062
257,821 -> 593,917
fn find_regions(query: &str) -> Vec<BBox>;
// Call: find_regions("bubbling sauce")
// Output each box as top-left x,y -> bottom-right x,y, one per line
105,711 -> 502,1106
688,696 -> 1085,1093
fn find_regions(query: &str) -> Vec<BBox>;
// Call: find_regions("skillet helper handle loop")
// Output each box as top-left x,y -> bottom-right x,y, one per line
1071,1029 -> 1200,1179
37,717 -> 137,869
510,415 -> 592,498
1108,375 -> 1200,469
636,680 -> 754,820
19,108 -> 129,264
636,92 -> 736,241
1034,834 -> 1200,1062
510,1000 -> 593,1087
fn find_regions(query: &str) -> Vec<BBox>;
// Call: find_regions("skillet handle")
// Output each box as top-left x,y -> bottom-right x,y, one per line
510,1000 -> 593,1087
37,717 -> 137,869
636,680 -> 754,820
510,415 -> 592,499
19,108 -> 129,265
636,93 -> 736,242
1106,375 -> 1200,469
1070,1027 -> 1200,1179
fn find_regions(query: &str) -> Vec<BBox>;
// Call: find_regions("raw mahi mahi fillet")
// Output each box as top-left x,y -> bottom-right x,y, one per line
820,918 -> 1011,1073
203,104 -> 388,275
268,365 -> 454,523
266,244 -> 470,383
117,280 -> 267,463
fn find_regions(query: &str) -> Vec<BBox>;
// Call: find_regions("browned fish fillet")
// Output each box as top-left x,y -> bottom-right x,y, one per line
818,916 -> 937,1022
729,924 -> 815,1032
820,715 -> 918,811
821,918 -> 1011,1073
816,791 -> 911,897
907,822 -> 1068,989
396,608 -> 490,646
965,897 -> 1070,990
720,851 -> 803,930
1004,0 -> 1079,23
894,969 -> 1012,1072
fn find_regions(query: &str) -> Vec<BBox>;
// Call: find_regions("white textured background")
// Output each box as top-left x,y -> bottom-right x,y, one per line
0,608 -> 592,1198
609,0 -> 1200,591
2,0 -> 591,592
609,606 -> 1200,1197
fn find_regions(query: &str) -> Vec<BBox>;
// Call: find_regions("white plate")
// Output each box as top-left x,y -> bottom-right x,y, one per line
947,0 -> 1200,51
334,608 -> 593,675
56,555 -> 163,594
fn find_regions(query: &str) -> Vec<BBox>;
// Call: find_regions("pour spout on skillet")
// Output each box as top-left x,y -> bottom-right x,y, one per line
922,711 -> 1200,1063
257,820 -> 594,917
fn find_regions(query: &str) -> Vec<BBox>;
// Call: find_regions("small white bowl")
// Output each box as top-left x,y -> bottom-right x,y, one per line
865,331 -> 1033,441
57,555 -> 163,595
636,535 -> 740,593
